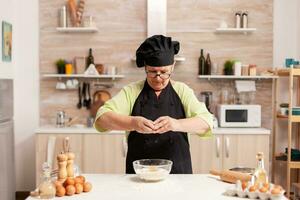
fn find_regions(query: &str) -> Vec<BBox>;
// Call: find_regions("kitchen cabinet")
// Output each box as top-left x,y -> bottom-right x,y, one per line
190,134 -> 269,174
81,134 -> 126,173
35,129 -> 270,185
189,134 -> 222,173
35,132 -> 126,185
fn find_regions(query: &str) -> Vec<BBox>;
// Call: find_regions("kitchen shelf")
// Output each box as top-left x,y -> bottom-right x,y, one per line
275,158 -> 300,169
42,74 -> 124,80
272,68 -> 300,198
56,27 -> 98,33
198,75 -> 278,80
215,28 -> 257,34
276,68 -> 300,76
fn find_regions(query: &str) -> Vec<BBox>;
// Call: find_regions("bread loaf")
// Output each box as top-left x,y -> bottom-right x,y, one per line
76,0 -> 85,25
68,0 -> 79,27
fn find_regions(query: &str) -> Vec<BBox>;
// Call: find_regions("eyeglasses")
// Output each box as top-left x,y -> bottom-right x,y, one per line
145,71 -> 171,79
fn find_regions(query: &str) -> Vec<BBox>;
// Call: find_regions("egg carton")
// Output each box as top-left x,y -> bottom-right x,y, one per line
225,181 -> 285,200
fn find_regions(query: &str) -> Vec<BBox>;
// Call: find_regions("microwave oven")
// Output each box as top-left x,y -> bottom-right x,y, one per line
217,104 -> 261,127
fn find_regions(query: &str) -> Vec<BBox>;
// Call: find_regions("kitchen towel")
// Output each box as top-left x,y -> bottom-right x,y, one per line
235,80 -> 256,93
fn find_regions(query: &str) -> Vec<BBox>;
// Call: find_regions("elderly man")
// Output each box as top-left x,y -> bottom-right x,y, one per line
94,35 -> 213,174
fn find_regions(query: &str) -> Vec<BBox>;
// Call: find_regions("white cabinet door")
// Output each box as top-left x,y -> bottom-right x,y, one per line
82,134 -> 126,173
190,134 -> 222,173
222,134 -> 269,171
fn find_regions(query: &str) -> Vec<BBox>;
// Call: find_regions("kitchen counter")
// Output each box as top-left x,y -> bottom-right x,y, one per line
26,174 -> 264,200
36,127 -> 271,135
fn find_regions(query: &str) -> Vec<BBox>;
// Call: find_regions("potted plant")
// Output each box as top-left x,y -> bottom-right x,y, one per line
56,59 -> 66,74
224,60 -> 234,75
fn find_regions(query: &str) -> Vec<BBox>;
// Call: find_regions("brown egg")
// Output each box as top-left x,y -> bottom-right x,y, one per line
242,181 -> 248,191
271,188 -> 281,195
273,185 -> 283,191
249,185 -> 257,192
66,185 -> 76,196
77,175 -> 86,183
83,182 -> 92,192
259,187 -> 268,193
263,183 -> 270,189
74,177 -> 83,185
75,183 -> 83,194
56,185 -> 66,197
64,177 -> 75,187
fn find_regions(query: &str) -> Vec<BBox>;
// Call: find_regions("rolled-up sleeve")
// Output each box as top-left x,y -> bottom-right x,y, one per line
176,83 -> 213,138
93,88 -> 131,132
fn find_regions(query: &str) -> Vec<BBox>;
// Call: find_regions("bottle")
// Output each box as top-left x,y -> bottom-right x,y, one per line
234,61 -> 241,76
253,152 -> 268,186
235,12 -> 241,28
59,5 -> 67,28
198,49 -> 206,75
65,63 -> 73,75
242,12 -> 248,28
205,53 -> 211,75
38,163 -> 56,199
86,48 -> 94,69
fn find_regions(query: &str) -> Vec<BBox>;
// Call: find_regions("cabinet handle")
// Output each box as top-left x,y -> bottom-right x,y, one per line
122,136 -> 128,157
216,137 -> 220,158
225,137 -> 230,158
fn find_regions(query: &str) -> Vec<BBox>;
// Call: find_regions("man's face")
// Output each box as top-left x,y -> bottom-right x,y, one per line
145,64 -> 174,91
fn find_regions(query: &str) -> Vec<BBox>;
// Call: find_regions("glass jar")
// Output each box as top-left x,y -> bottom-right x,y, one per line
38,163 -> 56,199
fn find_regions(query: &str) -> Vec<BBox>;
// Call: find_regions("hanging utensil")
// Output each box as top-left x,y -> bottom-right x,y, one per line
77,83 -> 82,109
86,83 -> 91,109
82,82 -> 88,108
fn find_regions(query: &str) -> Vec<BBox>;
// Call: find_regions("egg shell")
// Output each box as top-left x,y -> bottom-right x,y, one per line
75,183 -> 83,194
77,175 -> 86,183
56,185 -> 66,197
66,185 -> 76,196
83,182 -> 92,192
74,177 -> 83,185
64,177 -> 75,187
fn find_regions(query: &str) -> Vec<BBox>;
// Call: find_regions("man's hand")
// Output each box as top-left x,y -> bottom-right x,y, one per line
131,116 -> 156,134
153,116 -> 181,134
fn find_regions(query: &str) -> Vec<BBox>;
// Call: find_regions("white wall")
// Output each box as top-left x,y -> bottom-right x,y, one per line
273,0 -> 300,67
14,0 -> 39,191
0,0 -> 15,79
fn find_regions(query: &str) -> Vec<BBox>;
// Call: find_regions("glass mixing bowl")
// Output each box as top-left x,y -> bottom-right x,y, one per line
133,159 -> 173,181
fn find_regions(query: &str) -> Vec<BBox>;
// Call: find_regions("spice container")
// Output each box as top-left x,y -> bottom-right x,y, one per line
242,65 -> 249,76
83,16 -> 96,27
242,12 -> 248,28
234,61 -> 242,76
59,5 -> 68,27
235,12 -> 242,28
65,63 -> 73,75
249,64 -> 257,76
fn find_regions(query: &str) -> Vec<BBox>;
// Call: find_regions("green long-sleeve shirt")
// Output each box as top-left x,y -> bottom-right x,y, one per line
94,80 -> 213,138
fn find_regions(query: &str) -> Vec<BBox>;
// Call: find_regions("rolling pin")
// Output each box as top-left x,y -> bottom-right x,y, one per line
210,169 -> 252,183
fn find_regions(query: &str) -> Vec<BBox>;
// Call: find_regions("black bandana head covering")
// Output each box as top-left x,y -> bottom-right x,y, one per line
136,35 -> 180,68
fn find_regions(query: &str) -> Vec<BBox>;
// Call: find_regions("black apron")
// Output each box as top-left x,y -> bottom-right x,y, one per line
126,80 -> 193,174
